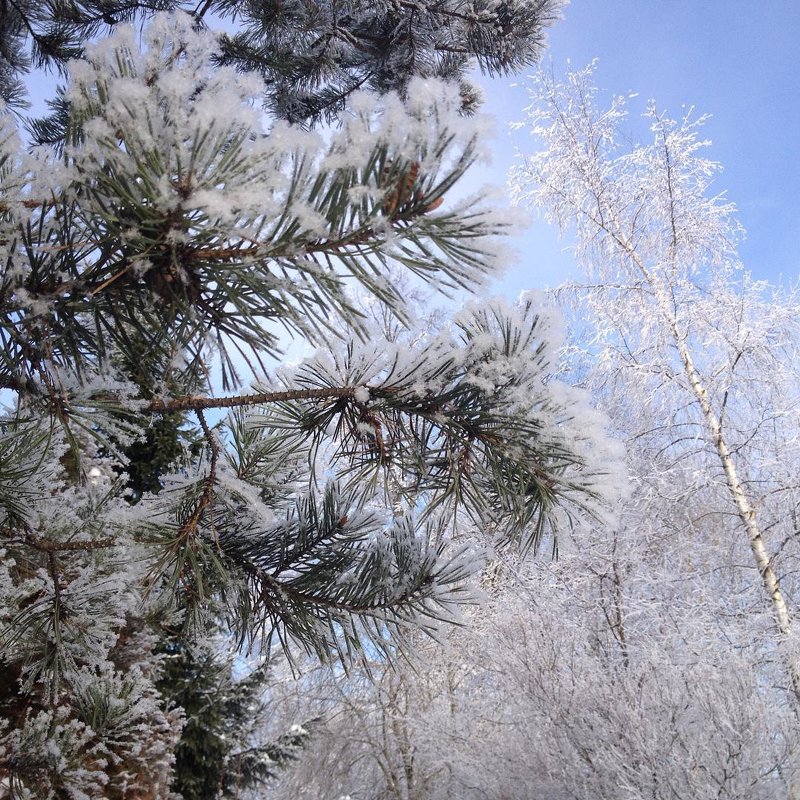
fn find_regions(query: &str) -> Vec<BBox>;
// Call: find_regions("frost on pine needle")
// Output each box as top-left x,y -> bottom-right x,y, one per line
0,16 -> 513,391
265,293 -> 624,556
0,115 -> 26,230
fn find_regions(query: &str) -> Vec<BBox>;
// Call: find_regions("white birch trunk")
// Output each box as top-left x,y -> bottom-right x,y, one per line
610,218 -> 800,702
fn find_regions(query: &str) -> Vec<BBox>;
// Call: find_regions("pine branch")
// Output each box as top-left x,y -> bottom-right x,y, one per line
177,409 -> 220,540
24,533 -> 116,552
146,387 -> 357,413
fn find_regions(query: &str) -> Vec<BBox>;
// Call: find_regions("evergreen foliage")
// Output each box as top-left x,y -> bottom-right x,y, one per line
157,636 -> 315,799
1,0 -> 562,129
0,8 -> 621,798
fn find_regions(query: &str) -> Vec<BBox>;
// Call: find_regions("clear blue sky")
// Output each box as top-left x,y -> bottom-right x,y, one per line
473,0 -> 800,296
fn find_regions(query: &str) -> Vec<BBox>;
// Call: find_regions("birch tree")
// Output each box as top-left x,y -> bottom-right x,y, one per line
510,63 -> 800,701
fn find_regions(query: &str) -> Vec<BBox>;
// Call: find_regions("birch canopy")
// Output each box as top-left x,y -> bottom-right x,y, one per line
511,62 -> 800,703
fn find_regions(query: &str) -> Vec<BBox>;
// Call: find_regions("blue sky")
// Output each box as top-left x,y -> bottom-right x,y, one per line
474,0 -> 800,296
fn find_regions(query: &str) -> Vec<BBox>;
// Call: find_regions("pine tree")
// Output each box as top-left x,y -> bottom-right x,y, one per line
0,11 -> 619,799
1,0 -> 562,128
156,634 -> 316,800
